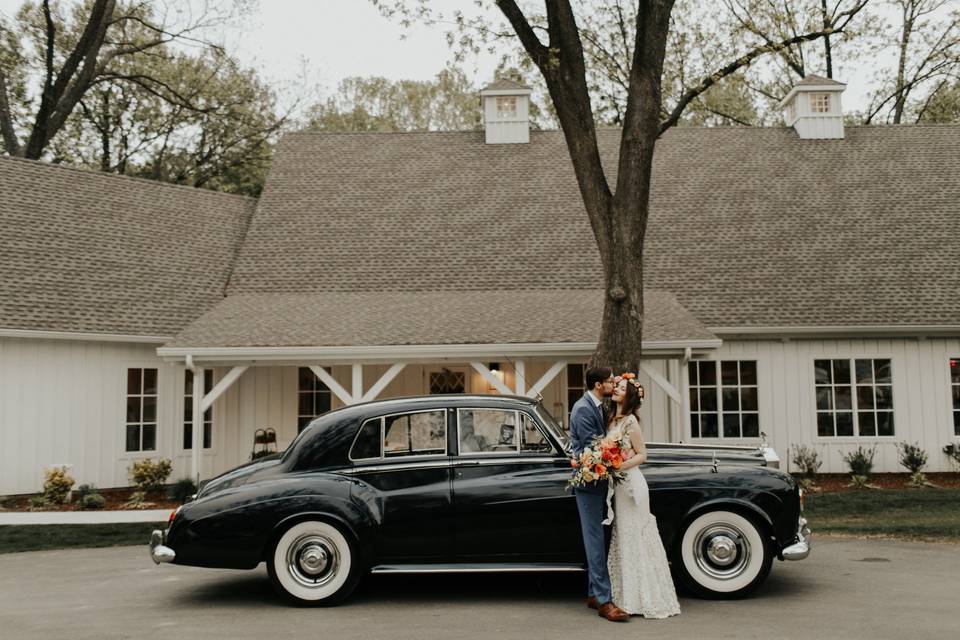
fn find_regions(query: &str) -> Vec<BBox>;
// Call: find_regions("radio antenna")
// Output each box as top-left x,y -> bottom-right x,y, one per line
501,354 -> 543,403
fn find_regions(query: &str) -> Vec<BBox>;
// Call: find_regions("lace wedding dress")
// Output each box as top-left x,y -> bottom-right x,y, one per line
605,415 -> 681,619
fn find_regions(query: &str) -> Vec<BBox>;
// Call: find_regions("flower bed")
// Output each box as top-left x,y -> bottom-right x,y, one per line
0,487 -> 181,512
802,472 -> 960,492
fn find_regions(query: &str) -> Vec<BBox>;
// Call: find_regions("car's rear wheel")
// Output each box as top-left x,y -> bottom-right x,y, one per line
673,509 -> 772,599
267,520 -> 360,605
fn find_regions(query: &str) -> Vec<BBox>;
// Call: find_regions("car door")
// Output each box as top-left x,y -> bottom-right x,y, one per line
451,407 -> 582,563
348,408 -> 454,563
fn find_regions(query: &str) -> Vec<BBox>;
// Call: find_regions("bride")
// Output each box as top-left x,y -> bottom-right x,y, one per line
605,373 -> 681,619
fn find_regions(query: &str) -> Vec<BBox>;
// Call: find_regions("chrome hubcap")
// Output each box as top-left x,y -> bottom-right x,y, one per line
693,524 -> 751,580
286,534 -> 340,588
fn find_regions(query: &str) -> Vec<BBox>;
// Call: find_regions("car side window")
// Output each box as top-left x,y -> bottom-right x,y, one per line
460,408 -> 542,454
349,418 -> 382,460
383,410 -> 446,457
520,412 -> 552,453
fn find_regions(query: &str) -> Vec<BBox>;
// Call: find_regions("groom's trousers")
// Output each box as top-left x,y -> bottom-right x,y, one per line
575,488 -> 612,604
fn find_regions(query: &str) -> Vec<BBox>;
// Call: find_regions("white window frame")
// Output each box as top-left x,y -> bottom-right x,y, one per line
298,366 -> 332,433
688,360 -> 761,441
181,368 -> 216,453
950,357 -> 960,438
810,92 -> 831,113
812,357 -> 896,441
122,365 -> 159,456
496,96 -> 517,119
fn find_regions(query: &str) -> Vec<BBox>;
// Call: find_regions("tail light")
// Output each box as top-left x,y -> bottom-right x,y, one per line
168,506 -> 181,526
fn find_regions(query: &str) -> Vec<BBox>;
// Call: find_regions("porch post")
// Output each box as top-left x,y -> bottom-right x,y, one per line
352,364 -> 363,403
514,360 -> 526,395
680,347 -> 692,443
191,364 -> 203,483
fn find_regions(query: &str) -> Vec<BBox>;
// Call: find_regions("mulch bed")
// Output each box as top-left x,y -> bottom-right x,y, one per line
0,487 -> 182,512
802,472 -> 960,492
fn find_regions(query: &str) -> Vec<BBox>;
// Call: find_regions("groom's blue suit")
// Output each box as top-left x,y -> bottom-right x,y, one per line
570,391 -> 611,604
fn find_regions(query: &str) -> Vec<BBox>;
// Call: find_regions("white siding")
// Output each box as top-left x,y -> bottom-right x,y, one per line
3,336 -> 958,494
685,338 -> 960,473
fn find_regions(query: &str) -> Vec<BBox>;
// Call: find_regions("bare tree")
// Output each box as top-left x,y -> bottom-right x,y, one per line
0,0 -> 247,160
379,0 -> 868,371
863,0 -> 960,124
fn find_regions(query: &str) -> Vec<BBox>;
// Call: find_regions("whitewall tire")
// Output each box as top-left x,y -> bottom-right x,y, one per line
267,520 -> 360,605
674,510 -> 772,599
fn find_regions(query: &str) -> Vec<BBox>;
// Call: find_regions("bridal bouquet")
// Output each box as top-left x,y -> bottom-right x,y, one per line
568,432 -> 634,489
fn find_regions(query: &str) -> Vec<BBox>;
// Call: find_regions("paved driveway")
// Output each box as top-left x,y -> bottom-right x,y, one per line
0,535 -> 956,639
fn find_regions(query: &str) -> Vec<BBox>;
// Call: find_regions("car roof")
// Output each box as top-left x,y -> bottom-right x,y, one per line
340,394 -> 541,413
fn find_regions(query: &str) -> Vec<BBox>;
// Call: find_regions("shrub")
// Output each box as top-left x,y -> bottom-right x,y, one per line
791,444 -> 822,481
123,491 -> 155,510
896,441 -> 932,487
74,483 -> 98,503
841,446 -> 879,489
81,493 -> 106,510
128,459 -> 173,492
29,495 -> 47,510
942,443 -> 960,471
42,466 -> 75,504
167,477 -> 198,503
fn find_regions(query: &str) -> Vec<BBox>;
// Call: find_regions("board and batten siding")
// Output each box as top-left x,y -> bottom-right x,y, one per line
689,337 -> 960,473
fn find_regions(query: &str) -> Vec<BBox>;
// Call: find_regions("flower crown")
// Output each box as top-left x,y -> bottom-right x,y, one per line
614,372 -> 645,397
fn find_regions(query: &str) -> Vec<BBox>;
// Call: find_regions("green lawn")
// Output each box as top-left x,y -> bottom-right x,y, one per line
804,489 -> 960,541
0,522 -> 164,554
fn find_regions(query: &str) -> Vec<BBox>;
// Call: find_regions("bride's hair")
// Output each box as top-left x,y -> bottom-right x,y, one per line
619,375 -> 644,418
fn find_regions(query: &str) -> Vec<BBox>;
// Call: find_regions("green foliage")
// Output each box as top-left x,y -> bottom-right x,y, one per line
791,444 -> 823,477
841,446 -> 877,481
944,444 -> 960,470
306,68 -> 482,133
123,491 -> 155,510
896,441 -> 928,474
29,495 -> 47,510
167,477 -> 198,503
81,493 -> 106,510
128,458 -> 172,492
42,466 -> 75,505
74,483 -> 98,503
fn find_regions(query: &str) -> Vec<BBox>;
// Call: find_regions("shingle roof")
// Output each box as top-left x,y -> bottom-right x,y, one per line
796,74 -> 846,86
228,124 -> 960,329
481,78 -> 532,91
0,157 -> 255,336
164,289 -> 714,348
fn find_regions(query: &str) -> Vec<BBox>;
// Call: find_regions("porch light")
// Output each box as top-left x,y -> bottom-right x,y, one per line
488,362 -> 504,391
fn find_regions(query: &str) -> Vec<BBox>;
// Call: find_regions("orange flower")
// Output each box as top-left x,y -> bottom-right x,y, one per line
594,463 -> 607,476
610,455 -> 622,469
570,458 -> 579,468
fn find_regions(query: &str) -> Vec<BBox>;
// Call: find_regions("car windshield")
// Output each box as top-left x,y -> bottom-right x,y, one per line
534,403 -> 570,454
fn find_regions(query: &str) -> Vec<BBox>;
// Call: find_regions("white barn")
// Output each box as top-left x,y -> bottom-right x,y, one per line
1,76 -> 959,494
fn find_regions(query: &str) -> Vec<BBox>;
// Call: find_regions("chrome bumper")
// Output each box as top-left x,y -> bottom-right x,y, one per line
150,529 -> 175,564
781,517 -> 811,561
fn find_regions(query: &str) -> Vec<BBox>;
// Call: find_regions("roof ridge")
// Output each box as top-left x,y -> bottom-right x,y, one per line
0,154 -> 258,203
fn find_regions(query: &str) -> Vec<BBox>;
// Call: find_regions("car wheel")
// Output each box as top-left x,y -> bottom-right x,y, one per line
674,509 -> 772,599
267,520 -> 360,605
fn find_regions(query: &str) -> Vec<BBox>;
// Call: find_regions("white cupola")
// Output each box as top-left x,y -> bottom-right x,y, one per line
480,78 -> 532,144
779,74 -> 847,139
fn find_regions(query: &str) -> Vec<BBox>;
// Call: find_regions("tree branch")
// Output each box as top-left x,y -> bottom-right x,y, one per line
0,70 -> 21,155
493,0 -> 550,68
661,1 -> 868,133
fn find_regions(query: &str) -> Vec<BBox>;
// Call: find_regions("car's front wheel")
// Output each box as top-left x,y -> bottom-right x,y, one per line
267,520 -> 361,605
673,509 -> 772,599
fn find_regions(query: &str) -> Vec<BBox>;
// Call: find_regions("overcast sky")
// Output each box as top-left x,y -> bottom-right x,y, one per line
0,0 -> 900,117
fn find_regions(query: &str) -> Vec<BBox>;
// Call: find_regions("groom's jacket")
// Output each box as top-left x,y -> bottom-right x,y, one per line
570,391 -> 608,495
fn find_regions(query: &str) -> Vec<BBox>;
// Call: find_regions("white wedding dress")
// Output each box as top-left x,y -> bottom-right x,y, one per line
605,415 -> 681,619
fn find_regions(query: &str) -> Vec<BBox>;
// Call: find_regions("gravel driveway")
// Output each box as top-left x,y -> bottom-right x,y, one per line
0,535 -> 956,639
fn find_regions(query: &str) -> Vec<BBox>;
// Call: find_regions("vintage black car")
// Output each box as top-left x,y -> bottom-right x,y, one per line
150,394 -> 810,605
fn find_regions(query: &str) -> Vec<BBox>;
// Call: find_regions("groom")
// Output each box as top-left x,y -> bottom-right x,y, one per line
570,366 -> 629,622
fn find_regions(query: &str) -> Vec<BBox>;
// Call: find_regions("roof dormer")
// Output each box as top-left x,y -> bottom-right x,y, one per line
480,78 -> 532,144
779,75 -> 846,139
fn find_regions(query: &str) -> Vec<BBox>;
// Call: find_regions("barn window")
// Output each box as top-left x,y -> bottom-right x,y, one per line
950,358 -> 960,436
298,367 -> 331,432
183,369 -> 214,449
810,93 -> 831,113
689,361 -> 759,439
814,358 -> 894,437
496,96 -> 517,118
126,368 -> 158,452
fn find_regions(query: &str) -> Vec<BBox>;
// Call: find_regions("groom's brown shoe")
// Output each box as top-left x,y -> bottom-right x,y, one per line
598,602 -> 629,622
586,596 -> 599,610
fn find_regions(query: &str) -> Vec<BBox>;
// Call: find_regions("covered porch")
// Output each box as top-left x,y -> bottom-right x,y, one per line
156,289 -> 721,482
